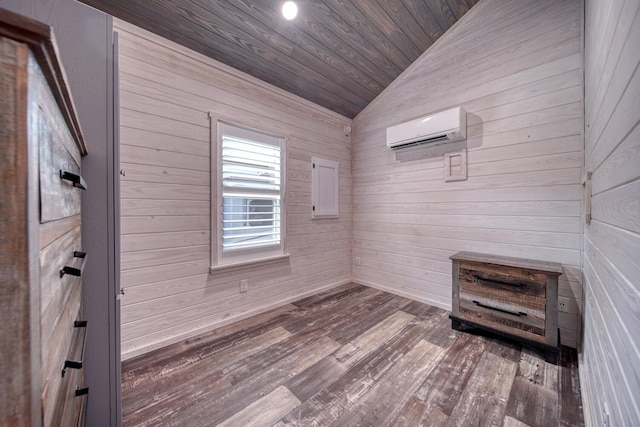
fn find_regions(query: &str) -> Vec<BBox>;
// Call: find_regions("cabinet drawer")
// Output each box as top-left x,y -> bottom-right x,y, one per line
458,292 -> 546,343
458,261 -> 546,311
40,297 -> 82,424
40,225 -> 84,426
46,319 -> 87,427
40,226 -> 83,337
38,106 -> 84,223
51,360 -> 87,427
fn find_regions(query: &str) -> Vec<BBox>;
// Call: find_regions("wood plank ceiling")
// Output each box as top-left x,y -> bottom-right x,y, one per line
79,0 -> 479,118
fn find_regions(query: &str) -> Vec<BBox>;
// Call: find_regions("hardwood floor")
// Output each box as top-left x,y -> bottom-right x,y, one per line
121,283 -> 584,426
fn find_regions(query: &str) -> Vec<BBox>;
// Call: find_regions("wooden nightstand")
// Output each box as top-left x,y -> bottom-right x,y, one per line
450,251 -> 562,363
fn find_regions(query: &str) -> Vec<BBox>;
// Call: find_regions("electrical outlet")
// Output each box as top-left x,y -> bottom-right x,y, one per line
240,279 -> 248,293
603,402 -> 610,427
355,257 -> 362,266
558,296 -> 570,313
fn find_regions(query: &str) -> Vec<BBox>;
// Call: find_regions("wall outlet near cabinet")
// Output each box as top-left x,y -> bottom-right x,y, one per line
557,296 -> 570,313
240,279 -> 248,293
355,257 -> 362,266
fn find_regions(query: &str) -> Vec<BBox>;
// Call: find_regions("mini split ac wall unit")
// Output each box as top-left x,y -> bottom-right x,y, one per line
386,106 -> 467,150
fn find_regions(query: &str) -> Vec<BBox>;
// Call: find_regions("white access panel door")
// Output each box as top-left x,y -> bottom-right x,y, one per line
312,157 -> 339,218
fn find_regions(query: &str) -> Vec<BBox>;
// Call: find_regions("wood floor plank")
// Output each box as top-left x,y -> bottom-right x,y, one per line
416,333 -> 487,414
216,385 -> 301,427
504,416 -> 533,427
123,329 -> 297,421
122,326 -> 291,394
391,394 -> 450,426
387,333 -> 487,426
484,335 -> 523,363
283,308 -> 418,407
290,282 -> 366,308
401,299 -> 436,316
359,289 -> 398,310
222,328 -> 335,385
559,346 -> 585,427
168,336 -> 341,426
284,355 -> 348,403
505,348 -> 559,427
335,339 -> 446,426
121,283 -> 585,427
447,344 -> 519,426
417,306 -> 459,349
333,310 -> 415,365
328,293 -> 409,344
277,321 -> 430,426
123,369 -> 231,426
121,302 -> 297,374
282,286 -> 381,334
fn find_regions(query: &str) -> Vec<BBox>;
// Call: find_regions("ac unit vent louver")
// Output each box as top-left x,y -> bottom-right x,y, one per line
386,107 -> 466,150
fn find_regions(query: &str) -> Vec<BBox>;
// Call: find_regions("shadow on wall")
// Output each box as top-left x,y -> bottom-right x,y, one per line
560,265 -> 584,348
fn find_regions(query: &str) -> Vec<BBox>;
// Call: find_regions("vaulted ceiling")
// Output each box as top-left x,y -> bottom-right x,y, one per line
79,0 -> 479,118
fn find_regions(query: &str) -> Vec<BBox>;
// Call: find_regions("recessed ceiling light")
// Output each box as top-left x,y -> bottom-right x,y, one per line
282,1 -> 298,20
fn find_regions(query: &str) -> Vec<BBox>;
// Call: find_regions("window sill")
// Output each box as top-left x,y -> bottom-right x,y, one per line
209,253 -> 291,274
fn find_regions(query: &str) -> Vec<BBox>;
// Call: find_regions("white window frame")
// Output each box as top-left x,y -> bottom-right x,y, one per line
212,119 -> 287,268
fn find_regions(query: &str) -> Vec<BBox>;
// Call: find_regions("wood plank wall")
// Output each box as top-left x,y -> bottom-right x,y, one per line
114,20 -> 352,360
351,0 -> 584,348
582,0 -> 640,424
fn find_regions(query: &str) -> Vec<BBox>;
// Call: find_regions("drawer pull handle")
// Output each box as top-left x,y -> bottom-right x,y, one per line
63,359 -> 83,371
62,321 -> 88,377
60,252 -> 88,278
75,387 -> 89,397
472,300 -> 527,317
60,170 -> 87,190
472,273 -> 525,288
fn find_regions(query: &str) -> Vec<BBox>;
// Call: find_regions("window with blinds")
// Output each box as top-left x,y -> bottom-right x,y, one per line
219,123 -> 284,260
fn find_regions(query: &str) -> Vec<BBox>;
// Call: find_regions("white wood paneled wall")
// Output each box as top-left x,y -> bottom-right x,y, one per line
582,0 -> 640,424
115,20 -> 352,360
351,0 -> 584,347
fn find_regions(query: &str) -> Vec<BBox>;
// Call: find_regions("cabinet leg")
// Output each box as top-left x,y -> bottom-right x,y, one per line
543,349 -> 559,364
452,318 -> 462,331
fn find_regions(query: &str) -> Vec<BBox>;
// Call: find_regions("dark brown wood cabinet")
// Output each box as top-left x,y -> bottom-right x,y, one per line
0,8 -> 88,426
450,251 -> 561,362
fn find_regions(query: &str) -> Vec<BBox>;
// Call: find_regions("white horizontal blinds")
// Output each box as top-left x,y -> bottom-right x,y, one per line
220,123 -> 282,253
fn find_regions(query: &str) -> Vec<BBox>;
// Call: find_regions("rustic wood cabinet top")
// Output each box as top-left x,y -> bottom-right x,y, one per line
450,251 -> 563,275
0,7 -> 87,154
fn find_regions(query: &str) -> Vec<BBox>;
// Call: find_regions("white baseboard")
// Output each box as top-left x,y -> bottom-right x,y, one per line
351,277 -> 451,312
